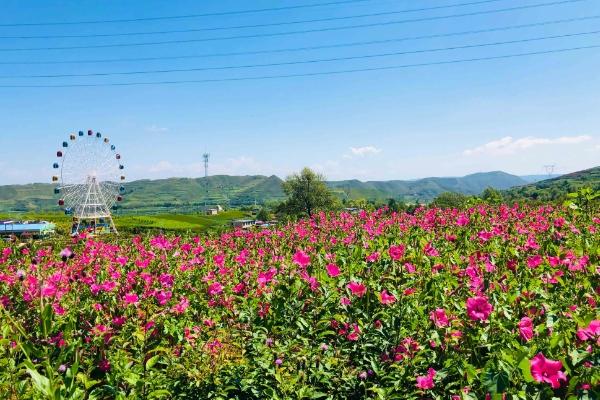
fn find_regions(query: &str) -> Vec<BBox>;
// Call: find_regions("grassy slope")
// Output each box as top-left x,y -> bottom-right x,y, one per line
504,166 -> 600,202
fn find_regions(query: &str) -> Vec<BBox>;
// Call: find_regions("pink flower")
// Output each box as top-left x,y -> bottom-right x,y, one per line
430,308 -> 449,328
366,252 -> 380,263
388,244 -> 405,261
155,290 -> 172,305
527,255 -> 543,269
576,320 -> 600,342
456,214 -> 470,226
257,268 -> 277,287
415,368 -> 436,390
347,323 -> 360,341
424,242 -> 440,257
208,282 -> 223,296
530,353 -> 567,389
98,359 -> 111,372
347,281 -> 367,297
379,290 -> 396,305
340,296 -> 351,306
123,293 -> 138,305
41,283 -> 57,298
518,316 -> 534,341
326,263 -> 340,277
466,296 -> 493,322
293,250 -> 311,267
171,297 -> 189,314
159,273 -> 174,288
59,248 -> 73,260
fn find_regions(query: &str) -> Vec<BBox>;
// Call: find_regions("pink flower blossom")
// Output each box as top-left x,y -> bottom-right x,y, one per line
171,297 -> 189,314
415,368 -> 436,390
576,320 -> 600,342
326,263 -> 340,277
466,296 -> 493,322
123,293 -> 138,305
208,282 -> 223,296
424,242 -> 439,257
347,281 -> 367,297
366,252 -> 380,263
257,268 -> 277,287
346,323 -> 360,341
527,255 -> 543,269
456,214 -> 470,226
59,248 -> 73,260
98,359 -> 111,372
530,353 -> 567,389
388,244 -> 405,261
379,290 -> 396,305
293,250 -> 311,267
155,290 -> 172,305
518,316 -> 534,341
41,283 -> 57,298
430,308 -> 449,328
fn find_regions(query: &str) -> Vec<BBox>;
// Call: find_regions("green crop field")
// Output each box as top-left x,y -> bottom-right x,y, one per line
0,210 -> 250,236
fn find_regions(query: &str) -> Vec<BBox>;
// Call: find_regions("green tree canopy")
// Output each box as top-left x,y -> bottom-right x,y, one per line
480,187 -> 503,204
431,192 -> 471,209
277,168 -> 336,218
256,208 -> 270,222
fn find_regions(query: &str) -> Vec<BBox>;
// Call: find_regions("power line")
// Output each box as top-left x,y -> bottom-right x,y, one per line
1,15 -> 597,65
0,0 -> 586,52
0,44 -> 597,88
4,30 -> 598,79
0,0 -> 511,39
0,0 -> 374,27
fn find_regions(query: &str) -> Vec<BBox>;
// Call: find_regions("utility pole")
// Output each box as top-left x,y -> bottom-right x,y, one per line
203,153 -> 210,210
543,164 -> 555,178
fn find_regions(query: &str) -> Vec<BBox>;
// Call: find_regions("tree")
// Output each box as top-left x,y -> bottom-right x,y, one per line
481,187 -> 503,204
277,168 -> 336,218
386,198 -> 406,213
256,208 -> 270,222
431,192 -> 470,209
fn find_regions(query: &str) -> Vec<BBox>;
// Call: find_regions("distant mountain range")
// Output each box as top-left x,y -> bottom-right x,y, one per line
519,174 -> 561,183
0,171 -> 530,213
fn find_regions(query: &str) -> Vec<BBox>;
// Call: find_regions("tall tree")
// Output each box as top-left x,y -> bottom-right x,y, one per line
278,168 -> 336,218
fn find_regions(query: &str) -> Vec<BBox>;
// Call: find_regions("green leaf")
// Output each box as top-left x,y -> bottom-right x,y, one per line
483,368 -> 509,395
518,357 -> 534,383
146,354 -> 161,370
23,361 -> 51,396
148,389 -> 171,399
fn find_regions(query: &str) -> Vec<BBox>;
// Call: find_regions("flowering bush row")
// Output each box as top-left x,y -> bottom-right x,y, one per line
0,204 -> 599,399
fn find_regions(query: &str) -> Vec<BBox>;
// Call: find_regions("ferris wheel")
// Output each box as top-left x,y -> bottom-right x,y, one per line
52,130 -> 125,235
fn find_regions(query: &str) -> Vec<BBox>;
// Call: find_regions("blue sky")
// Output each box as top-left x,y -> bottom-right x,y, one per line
1,0 -> 600,184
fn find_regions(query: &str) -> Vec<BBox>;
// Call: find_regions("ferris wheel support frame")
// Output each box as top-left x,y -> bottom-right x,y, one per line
73,176 -> 118,235
53,130 -> 124,236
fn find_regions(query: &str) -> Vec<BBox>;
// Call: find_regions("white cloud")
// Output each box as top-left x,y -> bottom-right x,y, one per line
348,146 -> 382,157
463,135 -> 592,156
145,125 -> 169,133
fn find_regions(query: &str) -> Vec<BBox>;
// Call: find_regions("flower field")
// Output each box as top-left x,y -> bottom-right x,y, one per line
1,205 -> 599,399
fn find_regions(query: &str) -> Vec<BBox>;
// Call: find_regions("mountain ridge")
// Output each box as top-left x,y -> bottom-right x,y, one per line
0,171 -> 527,213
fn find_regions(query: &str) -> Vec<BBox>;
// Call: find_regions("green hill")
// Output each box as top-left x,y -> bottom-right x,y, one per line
329,171 -> 526,203
0,171 -> 527,213
504,166 -> 600,202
